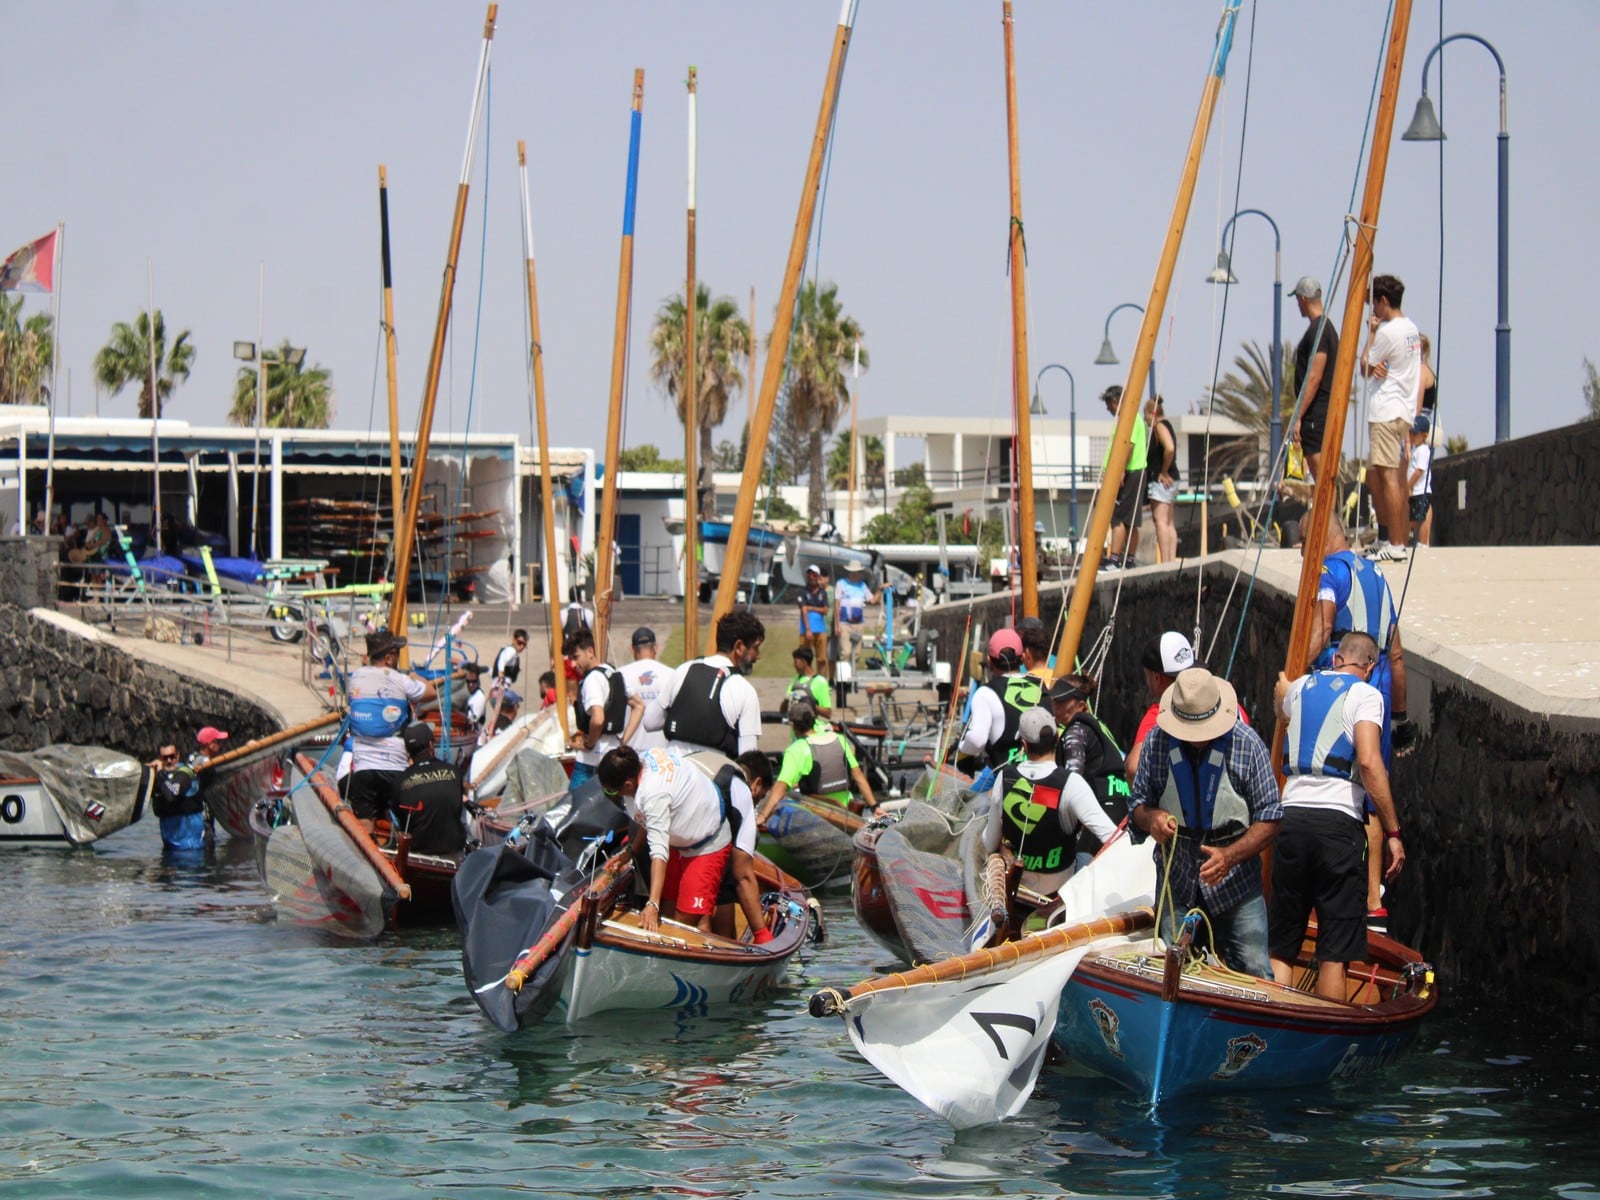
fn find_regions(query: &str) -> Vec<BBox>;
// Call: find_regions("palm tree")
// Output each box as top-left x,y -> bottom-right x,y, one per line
779,280 -> 866,519
648,283 -> 751,488
825,432 -> 884,491
94,309 -> 194,418
0,294 -> 53,405
227,340 -> 334,428
1203,339 -> 1295,481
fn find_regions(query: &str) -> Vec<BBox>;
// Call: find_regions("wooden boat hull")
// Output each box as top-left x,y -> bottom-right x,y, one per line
849,821 -> 905,960
1054,929 -> 1437,1104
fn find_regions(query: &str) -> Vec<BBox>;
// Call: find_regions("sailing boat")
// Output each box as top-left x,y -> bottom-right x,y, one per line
812,0 -> 1437,1122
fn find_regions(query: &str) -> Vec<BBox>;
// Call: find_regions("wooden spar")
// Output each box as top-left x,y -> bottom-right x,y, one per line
1272,0 -> 1414,775
505,850 -> 630,991
683,67 -> 700,659
1002,0 -> 1038,619
595,69 -> 645,654
194,711 -> 341,775
519,141 -> 571,741
809,907 -> 1153,1013
387,4 -> 498,659
378,166 -> 406,539
1057,0 -> 1244,668
793,793 -> 865,833
712,0 -> 858,625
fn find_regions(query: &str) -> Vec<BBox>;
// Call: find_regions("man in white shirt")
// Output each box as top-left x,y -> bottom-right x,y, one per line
566,631 -> 645,791
618,627 -> 668,751
345,629 -> 437,831
1360,273 -> 1422,562
644,610 -> 764,758
598,745 -> 732,933
1269,631 -> 1406,1000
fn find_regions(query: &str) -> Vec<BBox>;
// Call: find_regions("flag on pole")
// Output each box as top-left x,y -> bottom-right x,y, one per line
0,230 -> 58,293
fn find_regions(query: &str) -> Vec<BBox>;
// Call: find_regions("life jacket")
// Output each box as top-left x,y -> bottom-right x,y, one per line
997,762 -> 1077,875
560,606 -> 591,647
1318,550 -> 1397,665
799,731 -> 850,798
1156,728 -> 1252,844
983,672 -> 1044,767
712,763 -> 742,836
1060,712 -> 1130,854
1284,671 -> 1358,782
575,663 -> 628,737
495,645 -> 522,684
664,660 -> 740,756
151,765 -> 202,819
349,695 -> 411,739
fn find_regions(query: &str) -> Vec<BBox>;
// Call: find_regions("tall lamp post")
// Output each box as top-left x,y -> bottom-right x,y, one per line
1094,301 -> 1158,403
1403,32 -> 1510,443
1033,363 -> 1077,538
1206,207 -> 1283,475
232,339 -> 305,558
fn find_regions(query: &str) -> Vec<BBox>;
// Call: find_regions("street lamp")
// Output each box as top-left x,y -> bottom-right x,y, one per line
1094,301 -> 1158,403
1403,32 -> 1510,443
1034,363 -> 1077,538
1206,207 -> 1283,476
233,340 -> 306,557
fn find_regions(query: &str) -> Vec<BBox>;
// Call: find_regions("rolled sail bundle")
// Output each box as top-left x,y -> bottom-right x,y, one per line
0,745 -> 153,846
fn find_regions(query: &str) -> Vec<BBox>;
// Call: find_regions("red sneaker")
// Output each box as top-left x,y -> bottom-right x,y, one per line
1366,906 -> 1389,932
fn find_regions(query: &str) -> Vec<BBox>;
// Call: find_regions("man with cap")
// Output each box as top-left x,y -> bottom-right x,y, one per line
757,695 -> 877,823
985,707 -> 1119,896
1124,631 -> 1198,781
618,627 -> 667,752
394,721 -> 468,858
796,564 -> 831,675
834,559 -> 879,674
1101,384 -> 1148,569
957,628 -> 1044,779
645,609 -> 765,758
345,629 -> 439,832
566,630 -> 646,792
1127,667 -> 1282,978
1290,276 -> 1340,485
786,645 -> 833,720
1270,631 -> 1406,1000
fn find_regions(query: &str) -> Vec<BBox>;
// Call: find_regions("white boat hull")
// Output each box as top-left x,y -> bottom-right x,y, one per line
0,778 -> 67,845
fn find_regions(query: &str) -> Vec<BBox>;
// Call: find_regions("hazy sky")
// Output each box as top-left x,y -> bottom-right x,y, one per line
5,1 -> 1595,460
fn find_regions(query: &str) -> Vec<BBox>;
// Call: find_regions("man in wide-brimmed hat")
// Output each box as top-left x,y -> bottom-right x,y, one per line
1127,666 -> 1281,979
833,558 -> 879,675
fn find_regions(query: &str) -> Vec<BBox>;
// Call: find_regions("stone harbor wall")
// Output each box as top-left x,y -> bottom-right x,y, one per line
916,564 -> 1600,1031
0,536 -> 60,610
0,604 -> 278,761
1431,420 -> 1600,547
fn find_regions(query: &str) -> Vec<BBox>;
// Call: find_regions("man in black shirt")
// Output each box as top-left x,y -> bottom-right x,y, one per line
395,722 -> 468,858
1291,276 -> 1339,484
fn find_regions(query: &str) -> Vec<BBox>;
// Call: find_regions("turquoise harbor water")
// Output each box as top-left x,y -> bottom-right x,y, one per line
2,822 -> 1595,1199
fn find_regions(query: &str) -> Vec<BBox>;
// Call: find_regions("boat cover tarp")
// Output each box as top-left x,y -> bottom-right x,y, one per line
877,793 -> 989,964
0,745 -> 152,845
501,749 -> 571,813
262,787 -> 393,938
763,799 -> 855,888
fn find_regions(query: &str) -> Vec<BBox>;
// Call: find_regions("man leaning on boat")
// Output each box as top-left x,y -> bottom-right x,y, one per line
1126,667 -> 1282,979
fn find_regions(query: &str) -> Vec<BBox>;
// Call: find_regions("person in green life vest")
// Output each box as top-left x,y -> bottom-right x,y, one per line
1101,384 -> 1149,569
757,696 -> 878,822
786,645 -> 833,720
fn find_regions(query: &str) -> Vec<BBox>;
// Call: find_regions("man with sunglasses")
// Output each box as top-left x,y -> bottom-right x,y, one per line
1269,631 -> 1406,1001
150,743 -> 206,852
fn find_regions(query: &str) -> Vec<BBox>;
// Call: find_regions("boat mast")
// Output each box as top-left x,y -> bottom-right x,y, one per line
594,69 -> 645,656
519,140 -> 571,740
1273,0 -> 1414,767
378,166 -> 405,542
387,3 -> 497,658
683,67 -> 700,660
713,0 -> 858,625
1002,0 -> 1038,619
1058,0 -> 1244,667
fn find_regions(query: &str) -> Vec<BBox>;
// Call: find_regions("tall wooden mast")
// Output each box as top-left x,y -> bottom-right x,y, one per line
387,4 -> 498,654
1058,0 -> 1244,667
594,69 -> 645,656
377,166 -> 405,534
518,140 -> 570,739
1002,0 -> 1038,618
713,0 -> 858,624
682,67 -> 701,659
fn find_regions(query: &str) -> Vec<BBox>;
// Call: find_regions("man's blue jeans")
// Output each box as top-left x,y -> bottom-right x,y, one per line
1158,892 -> 1272,980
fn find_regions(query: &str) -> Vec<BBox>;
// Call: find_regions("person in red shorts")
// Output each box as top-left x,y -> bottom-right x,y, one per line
597,745 -> 732,933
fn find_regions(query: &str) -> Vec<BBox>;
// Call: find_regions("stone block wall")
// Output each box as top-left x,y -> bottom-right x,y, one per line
1432,420 -> 1600,546
0,536 -> 60,610
0,604 -> 278,762
918,566 -> 1600,1030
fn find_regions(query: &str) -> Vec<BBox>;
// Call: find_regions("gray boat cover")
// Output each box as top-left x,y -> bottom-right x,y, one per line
500,748 -> 571,812
0,745 -> 152,845
262,786 -> 394,939
876,791 -> 990,964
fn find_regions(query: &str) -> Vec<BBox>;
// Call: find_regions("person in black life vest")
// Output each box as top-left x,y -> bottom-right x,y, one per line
150,742 -> 207,852
1049,674 -> 1131,869
493,629 -> 528,689
394,722 -> 467,858
982,708 -> 1118,896
1127,667 -> 1283,979
957,628 -> 1044,776
567,632 -> 645,792
645,610 -> 764,757
710,750 -> 778,944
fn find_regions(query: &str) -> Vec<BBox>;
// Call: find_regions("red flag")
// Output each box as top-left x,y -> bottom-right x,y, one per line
0,229 -> 57,293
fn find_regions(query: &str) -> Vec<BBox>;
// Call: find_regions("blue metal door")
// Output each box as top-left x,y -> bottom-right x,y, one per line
617,512 -> 642,598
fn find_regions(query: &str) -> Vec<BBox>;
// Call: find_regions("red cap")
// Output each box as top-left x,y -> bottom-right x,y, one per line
986,629 -> 1023,661
196,726 -> 230,746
